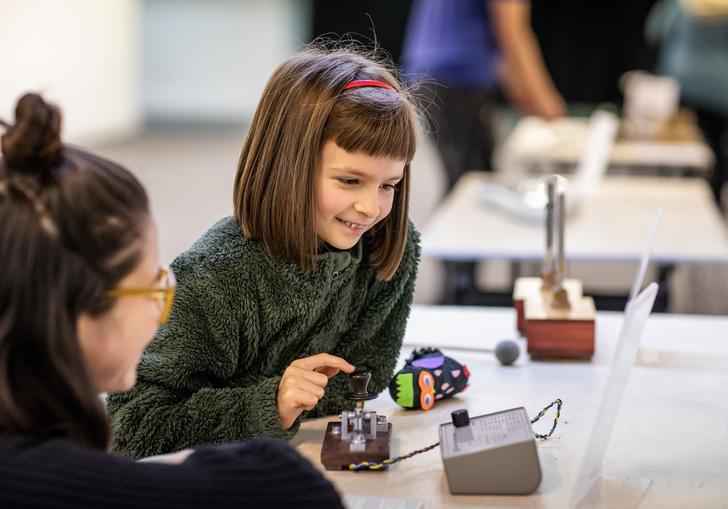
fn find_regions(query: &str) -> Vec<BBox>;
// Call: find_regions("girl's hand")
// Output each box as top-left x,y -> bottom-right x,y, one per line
276,353 -> 355,430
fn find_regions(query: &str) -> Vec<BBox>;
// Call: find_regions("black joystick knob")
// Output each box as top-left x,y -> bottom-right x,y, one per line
350,371 -> 371,395
345,371 -> 378,402
451,409 -> 470,428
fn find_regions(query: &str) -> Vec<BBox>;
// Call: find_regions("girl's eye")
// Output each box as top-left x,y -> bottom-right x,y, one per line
338,178 -> 358,186
382,183 -> 398,192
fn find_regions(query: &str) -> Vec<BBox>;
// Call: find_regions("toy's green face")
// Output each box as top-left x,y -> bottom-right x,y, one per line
394,373 -> 414,408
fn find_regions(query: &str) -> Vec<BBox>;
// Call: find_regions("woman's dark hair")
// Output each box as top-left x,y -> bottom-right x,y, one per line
0,94 -> 150,449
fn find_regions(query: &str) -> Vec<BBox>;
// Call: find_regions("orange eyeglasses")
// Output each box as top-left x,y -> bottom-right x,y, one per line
106,267 -> 176,324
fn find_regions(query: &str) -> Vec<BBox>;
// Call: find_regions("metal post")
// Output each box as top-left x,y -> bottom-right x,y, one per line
551,184 -> 571,309
541,177 -> 557,289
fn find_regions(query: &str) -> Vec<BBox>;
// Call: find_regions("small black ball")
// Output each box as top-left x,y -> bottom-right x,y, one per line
495,340 -> 520,366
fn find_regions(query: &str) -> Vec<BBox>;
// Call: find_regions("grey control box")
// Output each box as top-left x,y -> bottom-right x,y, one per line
439,407 -> 541,495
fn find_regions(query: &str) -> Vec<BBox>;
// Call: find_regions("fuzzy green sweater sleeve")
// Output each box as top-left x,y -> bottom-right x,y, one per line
107,217 -> 420,458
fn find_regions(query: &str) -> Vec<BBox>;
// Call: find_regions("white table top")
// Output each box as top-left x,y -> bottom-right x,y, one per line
292,305 -> 728,509
502,116 -> 714,172
421,172 -> 728,265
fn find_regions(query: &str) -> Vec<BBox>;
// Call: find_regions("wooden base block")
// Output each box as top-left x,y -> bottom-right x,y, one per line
513,277 -> 542,335
320,422 -> 392,471
524,295 -> 596,359
513,277 -> 584,335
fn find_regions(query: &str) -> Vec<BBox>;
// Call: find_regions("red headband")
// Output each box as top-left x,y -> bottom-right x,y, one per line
343,80 -> 395,92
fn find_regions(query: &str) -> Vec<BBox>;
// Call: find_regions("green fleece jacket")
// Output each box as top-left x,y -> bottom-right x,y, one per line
107,217 -> 420,458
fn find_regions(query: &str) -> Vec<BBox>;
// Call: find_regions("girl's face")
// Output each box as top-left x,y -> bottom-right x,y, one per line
76,219 -> 163,393
316,140 -> 405,250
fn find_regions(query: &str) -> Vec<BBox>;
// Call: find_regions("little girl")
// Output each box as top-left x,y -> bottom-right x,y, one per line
108,45 -> 422,458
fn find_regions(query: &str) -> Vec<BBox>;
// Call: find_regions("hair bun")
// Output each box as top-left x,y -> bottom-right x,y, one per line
1,93 -> 63,174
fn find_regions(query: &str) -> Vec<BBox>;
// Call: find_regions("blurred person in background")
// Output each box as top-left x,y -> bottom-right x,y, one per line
402,0 -> 566,305
402,0 -> 566,191
647,0 -> 728,210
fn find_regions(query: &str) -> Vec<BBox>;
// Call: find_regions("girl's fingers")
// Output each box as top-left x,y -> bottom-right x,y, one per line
278,353 -> 357,426
293,367 -> 329,388
292,353 -> 355,376
290,376 -> 326,400
294,390 -> 319,411
314,366 -> 341,378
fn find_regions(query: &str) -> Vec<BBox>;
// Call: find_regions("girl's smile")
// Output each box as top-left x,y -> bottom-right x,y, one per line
336,217 -> 370,234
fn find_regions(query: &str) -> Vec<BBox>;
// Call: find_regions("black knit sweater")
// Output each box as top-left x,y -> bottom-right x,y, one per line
0,433 -> 343,508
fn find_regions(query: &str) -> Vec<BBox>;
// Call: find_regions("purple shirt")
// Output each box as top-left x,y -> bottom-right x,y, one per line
402,0 -> 502,87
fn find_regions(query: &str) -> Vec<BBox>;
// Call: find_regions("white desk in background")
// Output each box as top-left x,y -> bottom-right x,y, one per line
421,172 -> 728,265
501,116 -> 713,176
292,305 -> 728,509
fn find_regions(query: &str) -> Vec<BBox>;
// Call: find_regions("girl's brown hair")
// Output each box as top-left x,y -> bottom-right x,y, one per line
234,45 -> 419,280
0,94 -> 150,449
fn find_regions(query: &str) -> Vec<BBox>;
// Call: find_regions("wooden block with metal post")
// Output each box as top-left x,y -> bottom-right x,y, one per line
514,177 -> 557,334
513,176 -> 596,359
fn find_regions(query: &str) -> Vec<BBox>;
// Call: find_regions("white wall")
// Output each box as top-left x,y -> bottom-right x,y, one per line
0,0 -> 141,144
142,0 -> 311,122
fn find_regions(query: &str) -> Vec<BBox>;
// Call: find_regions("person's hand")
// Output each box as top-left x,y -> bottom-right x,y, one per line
500,58 -> 565,120
530,87 -> 566,121
277,353 -> 355,430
